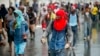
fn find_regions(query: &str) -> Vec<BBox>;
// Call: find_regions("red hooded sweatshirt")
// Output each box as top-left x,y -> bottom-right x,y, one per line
53,9 -> 68,31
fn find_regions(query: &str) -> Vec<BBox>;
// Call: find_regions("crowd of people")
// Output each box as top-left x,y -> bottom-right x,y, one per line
0,0 -> 100,56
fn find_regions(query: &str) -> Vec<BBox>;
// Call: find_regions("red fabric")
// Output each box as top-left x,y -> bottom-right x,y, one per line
42,21 -> 47,29
53,9 -> 68,31
46,13 -> 50,20
48,3 -> 55,10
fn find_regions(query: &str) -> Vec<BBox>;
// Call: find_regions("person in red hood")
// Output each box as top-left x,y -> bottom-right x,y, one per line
53,9 -> 68,31
41,9 -> 73,56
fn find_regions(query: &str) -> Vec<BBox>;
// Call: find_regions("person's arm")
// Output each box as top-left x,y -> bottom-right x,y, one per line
77,14 -> 80,30
41,21 -> 52,44
42,21 -> 52,37
21,22 -> 28,39
77,13 -> 80,24
65,25 -> 73,48
4,15 -> 8,31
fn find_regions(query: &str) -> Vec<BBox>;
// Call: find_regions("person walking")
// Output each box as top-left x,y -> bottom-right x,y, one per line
68,6 -> 80,47
27,7 -> 36,40
5,6 -> 15,53
0,4 -> 6,46
12,9 -> 29,56
39,7 -> 48,32
41,9 -> 73,56
91,4 -> 98,24
83,5 -> 92,40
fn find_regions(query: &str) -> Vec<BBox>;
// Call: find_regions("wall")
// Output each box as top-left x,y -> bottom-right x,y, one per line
0,0 -> 10,8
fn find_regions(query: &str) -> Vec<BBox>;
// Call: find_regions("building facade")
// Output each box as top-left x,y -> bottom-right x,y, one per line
0,0 -> 100,8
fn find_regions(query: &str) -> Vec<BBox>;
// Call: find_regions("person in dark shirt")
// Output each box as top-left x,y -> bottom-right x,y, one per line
0,4 -> 8,20
32,0 -> 38,15
0,4 -> 7,46
0,4 -> 8,28
27,7 -> 36,40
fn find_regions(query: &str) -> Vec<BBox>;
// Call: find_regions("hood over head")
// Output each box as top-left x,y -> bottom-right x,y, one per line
14,9 -> 25,28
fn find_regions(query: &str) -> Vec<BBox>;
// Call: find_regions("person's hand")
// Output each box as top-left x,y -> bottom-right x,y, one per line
0,40 -> 6,46
5,28 -> 7,31
41,37 -> 47,44
65,43 -> 71,49
23,34 -> 27,39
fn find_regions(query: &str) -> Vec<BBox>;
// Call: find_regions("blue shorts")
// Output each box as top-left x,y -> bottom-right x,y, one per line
15,42 -> 26,55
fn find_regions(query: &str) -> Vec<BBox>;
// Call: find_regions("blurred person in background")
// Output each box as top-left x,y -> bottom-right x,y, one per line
5,6 -> 15,53
91,4 -> 98,25
47,7 -> 56,24
0,4 -> 8,20
32,0 -> 38,15
0,4 -> 7,46
19,5 -> 29,25
42,7 -> 56,32
0,4 -> 8,28
41,6 -> 57,55
89,2 -> 93,10
68,6 -> 80,47
0,15 -> 6,46
39,7 -> 48,32
83,5 -> 92,40
27,7 -> 36,40
39,4 -> 47,23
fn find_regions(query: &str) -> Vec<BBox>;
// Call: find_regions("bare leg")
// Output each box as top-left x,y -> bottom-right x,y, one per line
9,42 -> 12,52
8,42 -> 12,56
